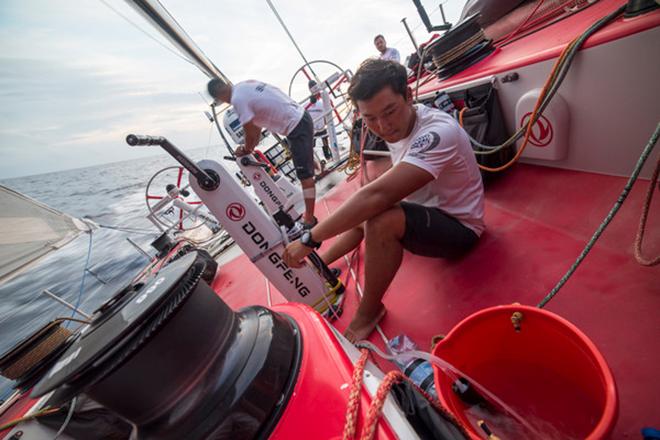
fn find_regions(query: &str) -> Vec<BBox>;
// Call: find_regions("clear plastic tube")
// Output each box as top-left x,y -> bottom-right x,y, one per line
357,341 -> 539,436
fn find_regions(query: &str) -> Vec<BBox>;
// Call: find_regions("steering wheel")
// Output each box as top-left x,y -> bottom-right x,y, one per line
145,166 -> 210,232
288,59 -> 354,132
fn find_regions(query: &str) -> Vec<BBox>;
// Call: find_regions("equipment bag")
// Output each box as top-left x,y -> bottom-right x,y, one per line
450,82 -> 515,171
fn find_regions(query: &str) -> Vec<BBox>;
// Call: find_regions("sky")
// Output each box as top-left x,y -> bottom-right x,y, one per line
0,0 -> 466,179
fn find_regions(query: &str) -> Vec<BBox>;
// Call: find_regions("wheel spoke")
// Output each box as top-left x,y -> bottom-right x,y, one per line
176,167 -> 183,187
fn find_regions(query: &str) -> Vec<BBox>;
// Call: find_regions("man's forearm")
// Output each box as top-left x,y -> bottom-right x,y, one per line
243,123 -> 261,152
244,132 -> 259,152
311,185 -> 395,242
310,162 -> 434,243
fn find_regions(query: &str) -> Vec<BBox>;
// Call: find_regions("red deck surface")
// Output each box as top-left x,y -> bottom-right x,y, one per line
212,163 -> 659,438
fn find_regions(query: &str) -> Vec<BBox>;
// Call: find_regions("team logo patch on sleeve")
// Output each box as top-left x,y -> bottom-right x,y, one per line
408,132 -> 441,158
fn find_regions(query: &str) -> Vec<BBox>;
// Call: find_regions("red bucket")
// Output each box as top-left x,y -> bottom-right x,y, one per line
432,304 -> 617,439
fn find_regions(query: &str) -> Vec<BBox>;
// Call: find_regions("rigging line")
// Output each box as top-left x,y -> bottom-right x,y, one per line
205,122 -> 213,157
98,0 -> 196,67
537,122 -> 660,308
265,0 -> 321,83
211,104 -> 235,156
67,227 -> 94,328
97,224 -> 157,235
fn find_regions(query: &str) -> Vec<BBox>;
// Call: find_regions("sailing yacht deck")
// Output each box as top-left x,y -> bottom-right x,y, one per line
212,163 -> 659,438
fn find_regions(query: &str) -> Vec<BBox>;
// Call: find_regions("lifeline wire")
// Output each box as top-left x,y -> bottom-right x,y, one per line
538,122 -> 660,308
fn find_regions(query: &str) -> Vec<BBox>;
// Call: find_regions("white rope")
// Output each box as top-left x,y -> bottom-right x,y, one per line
264,276 -> 272,307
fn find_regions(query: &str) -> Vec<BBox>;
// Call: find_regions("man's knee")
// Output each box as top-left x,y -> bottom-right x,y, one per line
365,207 -> 405,239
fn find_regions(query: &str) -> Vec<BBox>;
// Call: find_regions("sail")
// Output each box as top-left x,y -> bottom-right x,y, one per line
0,185 -> 90,284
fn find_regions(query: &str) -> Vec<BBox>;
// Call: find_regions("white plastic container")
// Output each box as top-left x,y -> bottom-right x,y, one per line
515,89 -> 570,161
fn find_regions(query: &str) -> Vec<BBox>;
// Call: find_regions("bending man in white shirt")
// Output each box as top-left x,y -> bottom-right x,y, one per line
283,59 -> 485,342
208,78 -> 318,226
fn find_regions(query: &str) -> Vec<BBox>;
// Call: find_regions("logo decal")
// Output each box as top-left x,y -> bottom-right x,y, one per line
520,113 -> 554,147
226,202 -> 246,221
409,131 -> 441,158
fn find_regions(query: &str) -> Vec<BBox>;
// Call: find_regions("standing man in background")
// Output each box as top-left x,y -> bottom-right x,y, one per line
374,34 -> 401,63
306,80 -> 333,161
208,78 -> 318,227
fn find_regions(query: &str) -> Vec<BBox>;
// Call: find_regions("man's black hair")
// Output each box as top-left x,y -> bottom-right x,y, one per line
207,78 -> 227,99
348,59 -> 407,106
374,34 -> 384,42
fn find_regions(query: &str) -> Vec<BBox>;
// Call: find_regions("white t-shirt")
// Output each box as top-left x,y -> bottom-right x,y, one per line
231,80 -> 304,136
379,47 -> 401,63
306,99 -> 326,132
387,104 -> 485,235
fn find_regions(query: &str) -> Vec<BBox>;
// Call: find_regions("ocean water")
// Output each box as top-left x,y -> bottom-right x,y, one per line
0,145 -> 230,400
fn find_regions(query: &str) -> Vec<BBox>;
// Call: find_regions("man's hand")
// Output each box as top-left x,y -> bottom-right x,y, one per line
283,240 -> 313,268
234,144 -> 252,156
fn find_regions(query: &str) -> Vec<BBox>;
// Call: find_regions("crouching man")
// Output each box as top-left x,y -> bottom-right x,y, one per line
283,59 -> 484,342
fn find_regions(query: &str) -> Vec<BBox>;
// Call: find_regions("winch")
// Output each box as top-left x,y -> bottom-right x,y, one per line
32,252 -> 301,439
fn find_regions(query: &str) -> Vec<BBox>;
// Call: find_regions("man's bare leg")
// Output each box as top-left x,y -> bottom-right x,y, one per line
300,177 -> 316,224
344,206 -> 406,342
320,225 -> 364,266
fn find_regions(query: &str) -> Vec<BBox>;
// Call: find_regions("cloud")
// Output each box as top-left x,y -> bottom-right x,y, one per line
0,0 -> 466,178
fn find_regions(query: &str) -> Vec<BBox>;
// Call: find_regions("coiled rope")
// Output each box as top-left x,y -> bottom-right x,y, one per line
342,348 -> 468,440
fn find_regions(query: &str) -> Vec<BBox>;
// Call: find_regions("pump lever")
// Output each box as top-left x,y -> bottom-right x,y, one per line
126,134 -> 219,191
239,156 -> 271,169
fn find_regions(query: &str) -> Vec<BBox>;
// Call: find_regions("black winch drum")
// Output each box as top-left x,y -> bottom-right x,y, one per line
33,252 -> 301,439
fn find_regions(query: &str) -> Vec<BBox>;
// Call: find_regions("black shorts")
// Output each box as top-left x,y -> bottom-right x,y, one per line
286,111 -> 315,180
400,202 -> 479,258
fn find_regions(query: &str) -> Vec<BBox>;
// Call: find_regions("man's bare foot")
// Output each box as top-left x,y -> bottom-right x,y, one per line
343,305 -> 387,343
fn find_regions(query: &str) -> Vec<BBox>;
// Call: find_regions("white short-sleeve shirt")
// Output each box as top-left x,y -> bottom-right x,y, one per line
306,99 -> 326,132
387,104 -> 485,235
379,47 -> 401,63
231,80 -> 304,136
